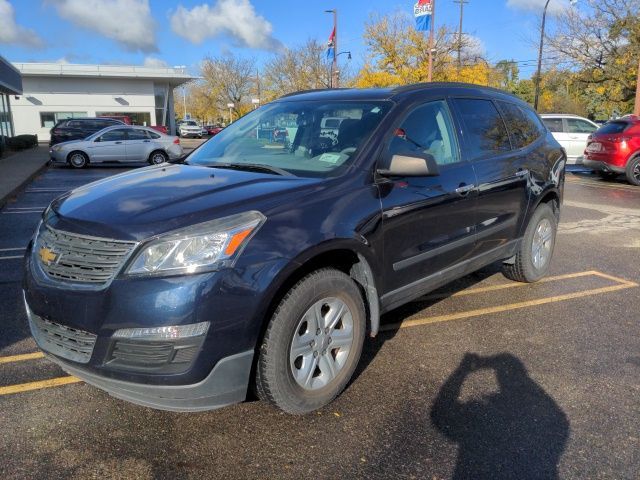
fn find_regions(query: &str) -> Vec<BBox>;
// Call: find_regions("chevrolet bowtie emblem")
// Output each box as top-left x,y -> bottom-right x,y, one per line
39,247 -> 59,265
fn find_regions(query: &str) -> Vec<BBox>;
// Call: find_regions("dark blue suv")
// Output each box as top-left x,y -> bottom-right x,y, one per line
24,84 -> 565,414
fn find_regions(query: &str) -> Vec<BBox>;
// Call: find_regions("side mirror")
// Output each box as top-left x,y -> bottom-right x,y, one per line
94,137 -> 101,143
377,152 -> 439,177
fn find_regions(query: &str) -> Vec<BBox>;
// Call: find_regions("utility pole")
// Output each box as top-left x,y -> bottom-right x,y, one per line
454,0 -> 468,78
427,0 -> 437,82
533,0 -> 550,111
635,58 -> 640,115
325,9 -> 338,88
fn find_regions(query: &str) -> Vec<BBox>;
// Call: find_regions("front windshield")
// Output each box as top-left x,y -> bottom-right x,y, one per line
185,121 -> 198,126
186,100 -> 392,177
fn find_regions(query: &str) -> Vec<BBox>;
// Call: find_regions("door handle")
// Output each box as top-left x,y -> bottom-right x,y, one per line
515,169 -> 529,177
143,140 -> 150,143
455,184 -> 475,196
115,141 -> 122,144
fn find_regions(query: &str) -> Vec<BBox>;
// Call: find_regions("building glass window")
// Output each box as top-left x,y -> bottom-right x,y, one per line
40,112 -> 87,128
96,111 -> 151,127
0,94 -> 12,139
154,83 -> 168,126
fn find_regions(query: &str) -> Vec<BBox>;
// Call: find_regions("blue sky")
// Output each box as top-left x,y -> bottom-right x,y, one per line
0,0 -> 577,79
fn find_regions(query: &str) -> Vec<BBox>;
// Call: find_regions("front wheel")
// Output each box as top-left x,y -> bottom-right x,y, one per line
255,269 -> 366,414
68,151 -> 88,169
502,203 -> 557,283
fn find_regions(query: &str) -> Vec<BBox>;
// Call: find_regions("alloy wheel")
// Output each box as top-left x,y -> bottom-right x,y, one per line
532,218 -> 553,270
289,297 -> 354,391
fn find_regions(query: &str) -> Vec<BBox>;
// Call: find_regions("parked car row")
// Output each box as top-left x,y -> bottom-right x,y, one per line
176,120 -> 224,138
542,113 -> 640,186
49,125 -> 183,168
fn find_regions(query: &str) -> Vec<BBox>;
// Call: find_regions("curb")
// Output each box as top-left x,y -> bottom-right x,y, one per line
0,160 -> 50,210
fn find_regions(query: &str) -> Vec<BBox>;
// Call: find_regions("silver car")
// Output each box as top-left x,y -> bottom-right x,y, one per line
178,120 -> 203,138
49,125 -> 184,168
540,114 -> 599,165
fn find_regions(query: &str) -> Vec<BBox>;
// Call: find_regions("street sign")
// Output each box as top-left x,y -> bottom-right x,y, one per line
227,103 -> 235,108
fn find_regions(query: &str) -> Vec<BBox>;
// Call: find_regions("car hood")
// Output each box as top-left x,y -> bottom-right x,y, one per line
48,164 -> 322,241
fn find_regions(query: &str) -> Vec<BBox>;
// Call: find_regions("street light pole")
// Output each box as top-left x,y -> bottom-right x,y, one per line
533,0 -> 551,111
182,86 -> 187,119
635,58 -> 640,115
427,0 -> 437,82
325,9 -> 338,88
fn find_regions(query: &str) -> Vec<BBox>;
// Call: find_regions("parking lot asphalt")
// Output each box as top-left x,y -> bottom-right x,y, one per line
1,154 -> 639,479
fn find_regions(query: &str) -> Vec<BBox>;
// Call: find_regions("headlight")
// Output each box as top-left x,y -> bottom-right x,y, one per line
112,321 -> 209,340
52,145 -> 62,152
125,210 -> 265,276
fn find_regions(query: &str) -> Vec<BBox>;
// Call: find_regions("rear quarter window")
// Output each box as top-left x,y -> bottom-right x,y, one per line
595,122 -> 629,135
497,101 -> 544,149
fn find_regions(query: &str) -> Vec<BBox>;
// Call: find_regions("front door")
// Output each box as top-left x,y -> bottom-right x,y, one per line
378,100 -> 477,308
87,128 -> 127,162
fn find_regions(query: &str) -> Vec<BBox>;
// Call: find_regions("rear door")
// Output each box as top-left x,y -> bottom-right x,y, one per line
379,99 -> 478,306
565,118 -> 598,163
86,128 -> 127,162
451,98 -> 530,256
124,129 -> 151,162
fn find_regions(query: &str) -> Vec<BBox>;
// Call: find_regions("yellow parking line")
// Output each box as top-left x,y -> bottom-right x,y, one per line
418,270 -> 599,302
567,179 -> 639,191
0,376 -> 81,396
0,352 -> 45,364
590,270 -> 639,287
381,280 -> 637,332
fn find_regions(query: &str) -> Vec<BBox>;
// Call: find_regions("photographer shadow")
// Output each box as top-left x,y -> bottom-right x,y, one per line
431,353 -> 569,480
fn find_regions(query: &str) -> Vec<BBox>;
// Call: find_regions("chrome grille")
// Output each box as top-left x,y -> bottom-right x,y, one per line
28,311 -> 97,363
35,225 -> 137,285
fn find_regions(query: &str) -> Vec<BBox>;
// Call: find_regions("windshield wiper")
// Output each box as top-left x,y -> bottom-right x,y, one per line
208,163 -> 295,177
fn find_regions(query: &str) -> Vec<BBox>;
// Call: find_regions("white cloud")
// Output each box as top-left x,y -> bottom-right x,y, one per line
143,56 -> 168,68
170,0 -> 282,51
506,0 -> 575,16
48,0 -> 157,52
0,0 -> 44,48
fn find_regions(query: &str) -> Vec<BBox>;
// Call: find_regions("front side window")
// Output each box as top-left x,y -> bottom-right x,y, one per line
186,100 -> 392,178
453,98 -> 511,159
388,100 -> 460,166
99,129 -> 127,142
566,118 -> 597,134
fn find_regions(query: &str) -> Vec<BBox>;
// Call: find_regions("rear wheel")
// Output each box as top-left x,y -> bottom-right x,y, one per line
502,203 -> 557,283
149,150 -> 168,165
255,269 -> 365,414
625,156 -> 640,186
68,151 -> 88,169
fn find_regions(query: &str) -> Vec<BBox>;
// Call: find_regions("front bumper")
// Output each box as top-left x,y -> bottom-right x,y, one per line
49,148 -> 67,163
582,158 -> 626,174
46,350 -> 253,412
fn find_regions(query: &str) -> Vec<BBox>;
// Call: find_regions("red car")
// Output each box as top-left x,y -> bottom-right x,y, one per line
149,125 -> 168,134
205,125 -> 223,136
583,115 -> 640,185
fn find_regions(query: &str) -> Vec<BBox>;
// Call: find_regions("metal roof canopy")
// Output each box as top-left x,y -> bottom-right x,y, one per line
0,55 -> 23,95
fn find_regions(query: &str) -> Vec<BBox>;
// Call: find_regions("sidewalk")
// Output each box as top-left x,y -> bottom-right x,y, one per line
0,144 -> 50,208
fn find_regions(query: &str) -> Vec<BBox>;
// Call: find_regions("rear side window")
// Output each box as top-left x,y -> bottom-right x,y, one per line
595,121 -> 628,135
497,101 -> 543,149
566,118 -> 597,134
127,129 -> 148,140
452,98 -> 511,159
542,118 -> 563,132
147,131 -> 161,139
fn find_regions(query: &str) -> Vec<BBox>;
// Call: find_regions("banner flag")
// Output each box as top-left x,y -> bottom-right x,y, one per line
327,27 -> 336,59
414,0 -> 433,32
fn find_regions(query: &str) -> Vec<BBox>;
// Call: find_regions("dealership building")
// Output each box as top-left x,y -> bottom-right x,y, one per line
0,55 -> 23,142
10,63 -> 194,141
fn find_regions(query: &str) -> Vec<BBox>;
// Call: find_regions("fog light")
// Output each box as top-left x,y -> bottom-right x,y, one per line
112,322 -> 209,340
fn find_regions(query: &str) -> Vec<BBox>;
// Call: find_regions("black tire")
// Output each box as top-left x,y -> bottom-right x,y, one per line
148,150 -> 168,165
502,203 -> 557,283
255,268 -> 366,414
625,156 -> 640,186
596,171 -> 618,180
67,151 -> 88,169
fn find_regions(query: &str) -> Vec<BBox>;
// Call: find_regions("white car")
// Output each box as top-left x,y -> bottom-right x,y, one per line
49,125 -> 184,168
540,114 -> 599,165
178,120 -> 203,138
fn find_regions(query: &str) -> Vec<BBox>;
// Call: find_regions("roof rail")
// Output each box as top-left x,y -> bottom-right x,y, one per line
391,82 -> 509,95
279,87 -> 351,99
